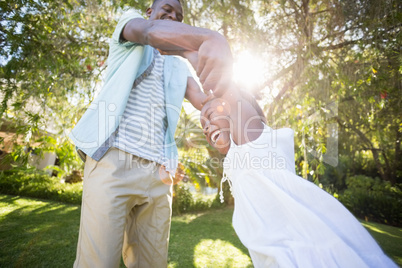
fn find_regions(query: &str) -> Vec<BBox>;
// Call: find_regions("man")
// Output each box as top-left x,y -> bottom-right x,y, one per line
69,0 -> 232,267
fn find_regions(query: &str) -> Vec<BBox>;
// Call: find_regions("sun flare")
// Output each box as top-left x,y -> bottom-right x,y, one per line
233,51 -> 267,90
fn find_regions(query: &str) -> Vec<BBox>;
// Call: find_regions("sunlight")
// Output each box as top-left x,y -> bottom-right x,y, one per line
172,212 -> 203,224
360,222 -> 400,238
194,239 -> 252,267
233,51 -> 267,90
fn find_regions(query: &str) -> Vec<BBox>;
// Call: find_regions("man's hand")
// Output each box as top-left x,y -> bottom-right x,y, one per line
196,33 -> 233,97
179,49 -> 232,98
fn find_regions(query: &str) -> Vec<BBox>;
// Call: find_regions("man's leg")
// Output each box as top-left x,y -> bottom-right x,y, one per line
74,148 -> 151,268
122,156 -> 173,268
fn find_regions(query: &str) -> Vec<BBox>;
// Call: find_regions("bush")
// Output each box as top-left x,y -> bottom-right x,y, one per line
0,168 -> 225,213
172,183 -> 224,215
338,175 -> 402,226
172,183 -> 194,215
192,192 -> 224,211
0,167 -> 82,204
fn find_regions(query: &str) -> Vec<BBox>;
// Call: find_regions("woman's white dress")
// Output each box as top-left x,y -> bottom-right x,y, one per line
222,124 -> 396,268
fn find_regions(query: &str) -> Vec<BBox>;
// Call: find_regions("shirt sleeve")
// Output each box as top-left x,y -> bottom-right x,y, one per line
111,9 -> 144,48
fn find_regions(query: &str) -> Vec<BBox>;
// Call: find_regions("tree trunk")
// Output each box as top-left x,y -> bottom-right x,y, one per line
302,132 -> 309,179
337,118 -> 391,182
394,127 -> 401,184
370,148 -> 390,183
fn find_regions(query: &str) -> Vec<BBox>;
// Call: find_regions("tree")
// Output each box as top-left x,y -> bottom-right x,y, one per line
249,0 -> 401,185
1,0 -> 400,189
0,0 -> 148,171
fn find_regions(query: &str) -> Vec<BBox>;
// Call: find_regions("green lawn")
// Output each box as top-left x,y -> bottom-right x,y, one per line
360,221 -> 402,266
0,194 -> 400,267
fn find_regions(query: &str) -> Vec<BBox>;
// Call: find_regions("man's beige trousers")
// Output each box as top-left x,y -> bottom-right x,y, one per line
74,148 -> 173,268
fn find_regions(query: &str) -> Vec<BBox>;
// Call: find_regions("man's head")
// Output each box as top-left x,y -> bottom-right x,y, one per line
146,0 -> 183,22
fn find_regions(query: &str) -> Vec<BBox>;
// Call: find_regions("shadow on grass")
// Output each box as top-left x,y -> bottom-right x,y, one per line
2,194 -> 402,268
2,195 -> 401,268
168,207 -> 253,268
1,195 -> 248,268
0,195 -> 80,268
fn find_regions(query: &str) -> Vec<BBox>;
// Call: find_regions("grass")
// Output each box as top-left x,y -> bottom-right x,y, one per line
0,194 -> 401,268
168,209 -> 252,268
0,195 -> 80,267
360,221 -> 402,266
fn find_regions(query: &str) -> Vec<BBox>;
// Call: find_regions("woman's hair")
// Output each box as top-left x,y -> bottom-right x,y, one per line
239,90 -> 267,124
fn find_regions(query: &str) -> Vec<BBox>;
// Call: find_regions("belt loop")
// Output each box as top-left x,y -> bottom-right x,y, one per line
129,154 -> 133,169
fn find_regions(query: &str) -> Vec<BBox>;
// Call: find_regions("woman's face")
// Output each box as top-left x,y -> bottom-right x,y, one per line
200,98 -> 231,154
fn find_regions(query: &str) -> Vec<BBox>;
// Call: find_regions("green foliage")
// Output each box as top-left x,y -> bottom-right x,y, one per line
0,166 -> 224,213
172,182 -> 223,215
172,183 -> 193,214
181,0 -> 401,188
0,168 -> 82,204
38,136 -> 84,178
251,0 -> 402,185
0,0 -> 149,168
177,108 -> 224,190
339,175 -> 402,226
317,153 -> 379,190
193,191 -> 224,211
1,0 -> 401,215
2,133 -> 84,180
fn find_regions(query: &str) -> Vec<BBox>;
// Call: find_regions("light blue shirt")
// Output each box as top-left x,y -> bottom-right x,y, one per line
69,9 -> 189,172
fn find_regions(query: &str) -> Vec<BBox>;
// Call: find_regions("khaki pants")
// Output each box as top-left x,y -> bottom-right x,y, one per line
74,148 -> 173,268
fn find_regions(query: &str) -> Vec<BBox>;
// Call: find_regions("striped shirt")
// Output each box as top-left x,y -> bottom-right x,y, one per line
113,51 -> 167,164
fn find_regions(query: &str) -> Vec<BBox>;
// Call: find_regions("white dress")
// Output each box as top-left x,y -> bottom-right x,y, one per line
222,124 -> 397,268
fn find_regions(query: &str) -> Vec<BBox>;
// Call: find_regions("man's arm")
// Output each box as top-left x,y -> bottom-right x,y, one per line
123,18 -> 215,52
122,18 -> 232,96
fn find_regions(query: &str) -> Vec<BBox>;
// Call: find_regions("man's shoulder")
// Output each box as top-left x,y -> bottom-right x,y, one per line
110,9 -> 145,48
118,8 -> 144,22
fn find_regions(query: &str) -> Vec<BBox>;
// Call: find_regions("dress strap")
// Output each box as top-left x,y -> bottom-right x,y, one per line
219,171 -> 233,203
